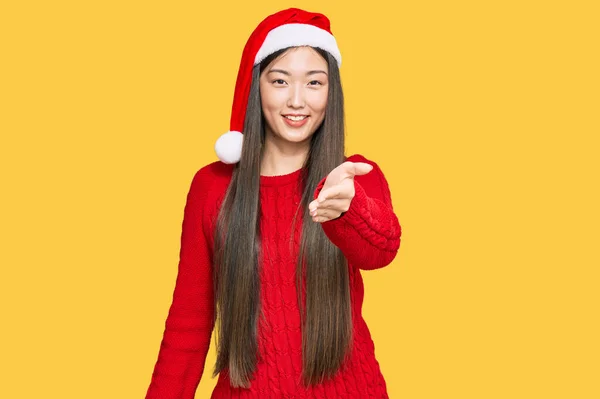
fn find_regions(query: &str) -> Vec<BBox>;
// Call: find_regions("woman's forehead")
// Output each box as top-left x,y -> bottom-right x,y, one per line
264,47 -> 328,73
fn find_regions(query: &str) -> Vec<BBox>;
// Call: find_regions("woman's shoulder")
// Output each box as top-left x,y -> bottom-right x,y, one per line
195,159 -> 234,180
194,161 -> 234,185
188,160 -> 234,197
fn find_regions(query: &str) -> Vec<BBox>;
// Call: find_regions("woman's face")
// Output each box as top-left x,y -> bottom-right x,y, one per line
259,46 -> 329,146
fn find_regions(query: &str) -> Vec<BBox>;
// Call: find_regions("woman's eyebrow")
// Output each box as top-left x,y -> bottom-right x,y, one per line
267,68 -> 328,76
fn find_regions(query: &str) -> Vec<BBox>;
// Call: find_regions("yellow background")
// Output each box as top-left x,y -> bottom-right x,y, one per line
1,1 -> 598,398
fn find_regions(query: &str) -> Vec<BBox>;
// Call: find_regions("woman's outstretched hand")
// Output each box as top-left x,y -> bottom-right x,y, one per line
309,161 -> 374,223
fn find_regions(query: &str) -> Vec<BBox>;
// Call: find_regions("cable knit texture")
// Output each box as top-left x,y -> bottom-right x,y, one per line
145,153 -> 402,399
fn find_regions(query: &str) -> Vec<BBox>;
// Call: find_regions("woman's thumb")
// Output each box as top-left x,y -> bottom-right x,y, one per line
352,162 -> 374,176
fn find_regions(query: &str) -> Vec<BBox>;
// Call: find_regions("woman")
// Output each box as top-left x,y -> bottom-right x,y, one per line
145,8 -> 402,399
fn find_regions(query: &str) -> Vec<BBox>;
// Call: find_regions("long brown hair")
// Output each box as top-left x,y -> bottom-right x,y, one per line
211,46 -> 352,388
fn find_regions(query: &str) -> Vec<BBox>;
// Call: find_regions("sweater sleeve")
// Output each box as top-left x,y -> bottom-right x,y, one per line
145,167 -> 215,399
313,157 -> 402,270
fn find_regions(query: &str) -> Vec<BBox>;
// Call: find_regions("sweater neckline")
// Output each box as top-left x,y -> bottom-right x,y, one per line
260,167 -> 303,187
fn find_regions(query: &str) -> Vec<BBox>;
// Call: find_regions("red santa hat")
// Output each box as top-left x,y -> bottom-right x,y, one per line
214,8 -> 342,164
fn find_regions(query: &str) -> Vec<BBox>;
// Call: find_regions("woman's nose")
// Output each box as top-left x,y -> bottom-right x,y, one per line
287,84 -> 305,108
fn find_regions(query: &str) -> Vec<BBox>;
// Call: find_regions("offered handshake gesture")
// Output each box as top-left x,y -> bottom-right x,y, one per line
308,161 -> 374,223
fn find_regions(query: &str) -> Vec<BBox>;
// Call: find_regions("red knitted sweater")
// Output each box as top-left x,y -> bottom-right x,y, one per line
145,153 -> 402,399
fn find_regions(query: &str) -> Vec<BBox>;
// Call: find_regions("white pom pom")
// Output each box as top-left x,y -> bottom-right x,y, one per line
214,130 -> 243,164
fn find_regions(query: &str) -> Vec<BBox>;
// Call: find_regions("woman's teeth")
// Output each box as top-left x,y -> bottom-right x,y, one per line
284,115 -> 308,121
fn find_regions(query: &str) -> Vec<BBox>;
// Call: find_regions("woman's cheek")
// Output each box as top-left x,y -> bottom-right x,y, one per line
311,92 -> 328,112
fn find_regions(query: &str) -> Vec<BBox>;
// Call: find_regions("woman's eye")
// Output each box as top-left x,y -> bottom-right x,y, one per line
309,80 -> 322,86
272,79 -> 286,85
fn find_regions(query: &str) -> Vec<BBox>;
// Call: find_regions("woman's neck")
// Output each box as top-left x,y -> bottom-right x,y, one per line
260,141 -> 310,176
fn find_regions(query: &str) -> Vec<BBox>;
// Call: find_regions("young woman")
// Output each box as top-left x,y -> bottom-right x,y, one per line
145,8 -> 402,399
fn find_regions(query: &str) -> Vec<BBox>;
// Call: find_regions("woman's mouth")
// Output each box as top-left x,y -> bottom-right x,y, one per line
282,115 -> 309,127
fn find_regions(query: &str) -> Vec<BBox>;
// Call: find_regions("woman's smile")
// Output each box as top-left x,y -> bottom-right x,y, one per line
282,114 -> 310,127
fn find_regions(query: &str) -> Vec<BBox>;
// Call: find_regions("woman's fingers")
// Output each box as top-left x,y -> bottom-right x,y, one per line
311,208 -> 343,223
309,198 -> 348,216
316,179 -> 354,203
309,179 -> 355,222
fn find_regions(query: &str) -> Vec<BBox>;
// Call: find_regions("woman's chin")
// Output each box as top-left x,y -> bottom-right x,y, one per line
279,127 -> 314,142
